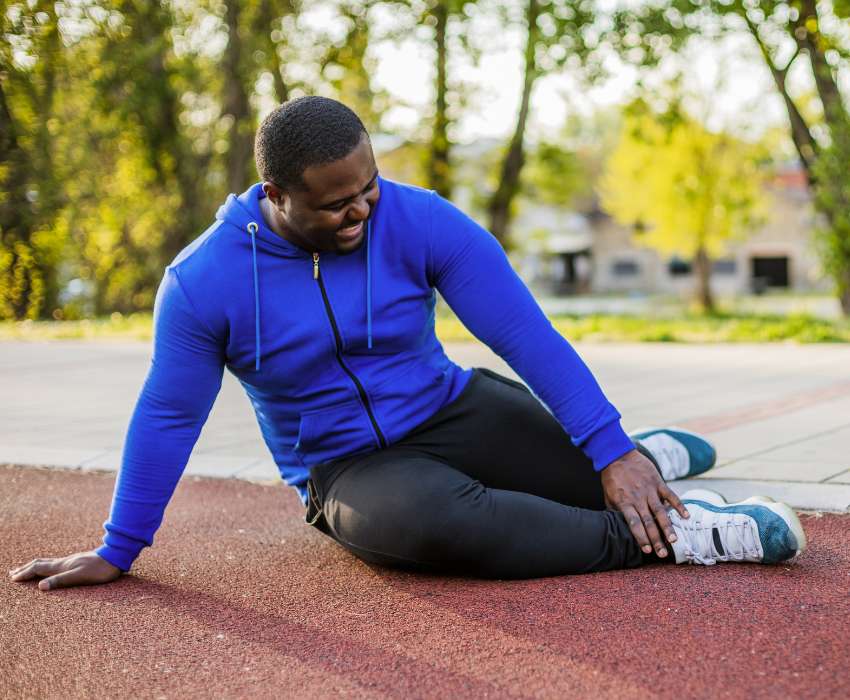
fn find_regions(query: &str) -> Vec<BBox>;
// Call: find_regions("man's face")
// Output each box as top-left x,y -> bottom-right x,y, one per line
264,134 -> 380,255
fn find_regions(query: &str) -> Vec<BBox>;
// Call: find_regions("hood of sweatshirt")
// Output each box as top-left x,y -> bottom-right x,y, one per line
214,182 -> 376,372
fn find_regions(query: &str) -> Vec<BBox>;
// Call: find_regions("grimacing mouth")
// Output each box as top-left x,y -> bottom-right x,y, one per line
337,219 -> 366,234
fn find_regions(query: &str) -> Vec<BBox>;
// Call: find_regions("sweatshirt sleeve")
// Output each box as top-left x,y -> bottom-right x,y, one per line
95,268 -> 225,571
427,191 -> 635,471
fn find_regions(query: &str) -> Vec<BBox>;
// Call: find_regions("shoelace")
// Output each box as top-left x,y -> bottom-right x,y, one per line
674,508 -> 761,565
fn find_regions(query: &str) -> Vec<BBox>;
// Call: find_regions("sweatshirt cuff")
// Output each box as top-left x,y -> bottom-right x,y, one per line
582,420 -> 636,472
95,532 -> 147,573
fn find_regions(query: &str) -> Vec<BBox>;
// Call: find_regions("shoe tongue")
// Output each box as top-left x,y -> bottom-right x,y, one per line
641,433 -> 690,480
712,528 -> 726,556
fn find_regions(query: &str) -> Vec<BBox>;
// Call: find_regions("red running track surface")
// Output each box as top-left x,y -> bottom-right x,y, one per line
2,465 -> 849,699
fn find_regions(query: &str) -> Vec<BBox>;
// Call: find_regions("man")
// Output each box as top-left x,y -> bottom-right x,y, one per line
10,97 -> 805,590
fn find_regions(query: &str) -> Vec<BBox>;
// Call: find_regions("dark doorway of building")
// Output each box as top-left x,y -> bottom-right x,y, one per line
751,256 -> 790,291
554,251 -> 592,295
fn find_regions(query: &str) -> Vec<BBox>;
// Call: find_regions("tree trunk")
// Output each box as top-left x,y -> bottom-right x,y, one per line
487,0 -> 540,247
0,8 -> 62,320
253,0 -> 290,104
426,1 -> 451,198
744,4 -> 849,317
0,81 -> 35,320
741,12 -> 818,183
118,1 -> 205,268
796,2 -> 850,317
841,286 -> 850,317
223,0 -> 254,192
693,246 -> 715,313
269,41 -> 290,105
798,0 -> 847,131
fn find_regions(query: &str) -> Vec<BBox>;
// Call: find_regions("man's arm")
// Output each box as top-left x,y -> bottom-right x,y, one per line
426,192 -> 688,557
427,191 -> 632,469
10,268 -> 225,589
96,267 -> 226,571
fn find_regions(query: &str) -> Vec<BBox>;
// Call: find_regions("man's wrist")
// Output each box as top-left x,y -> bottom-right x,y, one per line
584,421 -> 636,472
95,542 -> 136,573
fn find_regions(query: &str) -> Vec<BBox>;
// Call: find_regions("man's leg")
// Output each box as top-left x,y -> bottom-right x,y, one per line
307,368 -> 655,578
311,448 -> 646,579
308,368 -> 803,575
395,367 -> 627,508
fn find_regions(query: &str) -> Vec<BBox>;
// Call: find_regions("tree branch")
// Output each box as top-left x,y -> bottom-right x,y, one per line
741,9 -> 818,182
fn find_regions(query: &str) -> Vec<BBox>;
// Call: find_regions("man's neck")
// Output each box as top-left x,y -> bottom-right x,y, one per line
259,195 -> 313,252
259,196 -> 286,239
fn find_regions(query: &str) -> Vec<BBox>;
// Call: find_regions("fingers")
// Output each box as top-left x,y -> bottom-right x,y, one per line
622,500 -> 673,558
638,503 -> 668,558
9,558 -> 64,582
649,495 -> 677,546
621,505 -> 653,555
661,483 -> 690,519
39,567 -> 86,591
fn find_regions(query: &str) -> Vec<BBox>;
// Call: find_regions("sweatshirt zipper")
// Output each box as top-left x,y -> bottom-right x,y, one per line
312,252 -> 387,449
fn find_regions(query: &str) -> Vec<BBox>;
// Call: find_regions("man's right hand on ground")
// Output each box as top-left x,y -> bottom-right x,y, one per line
8,551 -> 122,591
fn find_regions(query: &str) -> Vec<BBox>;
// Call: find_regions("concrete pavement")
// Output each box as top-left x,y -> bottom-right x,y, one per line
2,340 -> 849,510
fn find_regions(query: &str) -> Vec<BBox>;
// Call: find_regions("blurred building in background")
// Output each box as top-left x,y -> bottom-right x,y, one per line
511,161 -> 826,298
377,139 -> 826,299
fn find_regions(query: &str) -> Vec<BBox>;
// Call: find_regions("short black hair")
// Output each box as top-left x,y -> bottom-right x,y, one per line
255,96 -> 368,190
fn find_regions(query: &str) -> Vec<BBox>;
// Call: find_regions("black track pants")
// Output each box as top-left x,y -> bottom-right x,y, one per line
305,367 -> 650,579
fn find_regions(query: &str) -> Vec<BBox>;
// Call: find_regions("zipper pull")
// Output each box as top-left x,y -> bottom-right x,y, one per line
312,252 -> 319,280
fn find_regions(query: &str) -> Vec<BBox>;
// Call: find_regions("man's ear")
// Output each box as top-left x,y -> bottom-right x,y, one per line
262,182 -> 286,209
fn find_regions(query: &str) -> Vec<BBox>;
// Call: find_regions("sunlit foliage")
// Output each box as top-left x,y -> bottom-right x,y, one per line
601,102 -> 767,311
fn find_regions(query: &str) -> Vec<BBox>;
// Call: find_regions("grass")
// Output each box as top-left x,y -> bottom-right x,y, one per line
0,313 -> 155,341
2,309 -> 849,343
435,311 -> 850,344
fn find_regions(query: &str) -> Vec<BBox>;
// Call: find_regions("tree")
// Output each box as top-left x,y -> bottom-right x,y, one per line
379,1 -> 479,198
250,0 -> 298,105
56,0 -> 217,313
0,1 -> 66,319
218,0 -> 300,192
1,0 -> 316,319
221,0 -> 254,192
520,140 -> 588,212
600,103 -> 767,312
320,1 -> 389,133
418,0 -> 482,198
424,0 -> 452,197
486,0 -> 601,247
612,0 -> 850,312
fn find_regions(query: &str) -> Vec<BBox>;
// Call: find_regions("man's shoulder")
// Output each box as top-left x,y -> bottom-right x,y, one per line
378,176 -> 437,211
163,218 -> 245,319
379,176 -> 431,198
375,177 -> 436,236
168,219 -> 231,273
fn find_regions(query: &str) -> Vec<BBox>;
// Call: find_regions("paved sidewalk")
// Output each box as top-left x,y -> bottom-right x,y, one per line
2,340 -> 850,510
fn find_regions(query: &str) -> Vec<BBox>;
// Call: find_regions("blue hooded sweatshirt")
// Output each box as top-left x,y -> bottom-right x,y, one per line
95,177 -> 635,572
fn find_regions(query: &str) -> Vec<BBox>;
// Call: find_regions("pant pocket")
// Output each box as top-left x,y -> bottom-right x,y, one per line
475,366 -> 531,394
304,478 -> 322,525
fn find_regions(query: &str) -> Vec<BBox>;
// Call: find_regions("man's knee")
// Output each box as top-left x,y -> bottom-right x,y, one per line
327,474 -> 486,565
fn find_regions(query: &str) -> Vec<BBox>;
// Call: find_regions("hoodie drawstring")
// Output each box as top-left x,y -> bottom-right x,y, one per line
247,222 -> 261,370
366,219 -> 373,350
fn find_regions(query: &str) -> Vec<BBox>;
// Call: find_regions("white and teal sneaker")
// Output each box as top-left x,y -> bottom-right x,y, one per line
669,493 -> 807,565
629,426 -> 717,480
